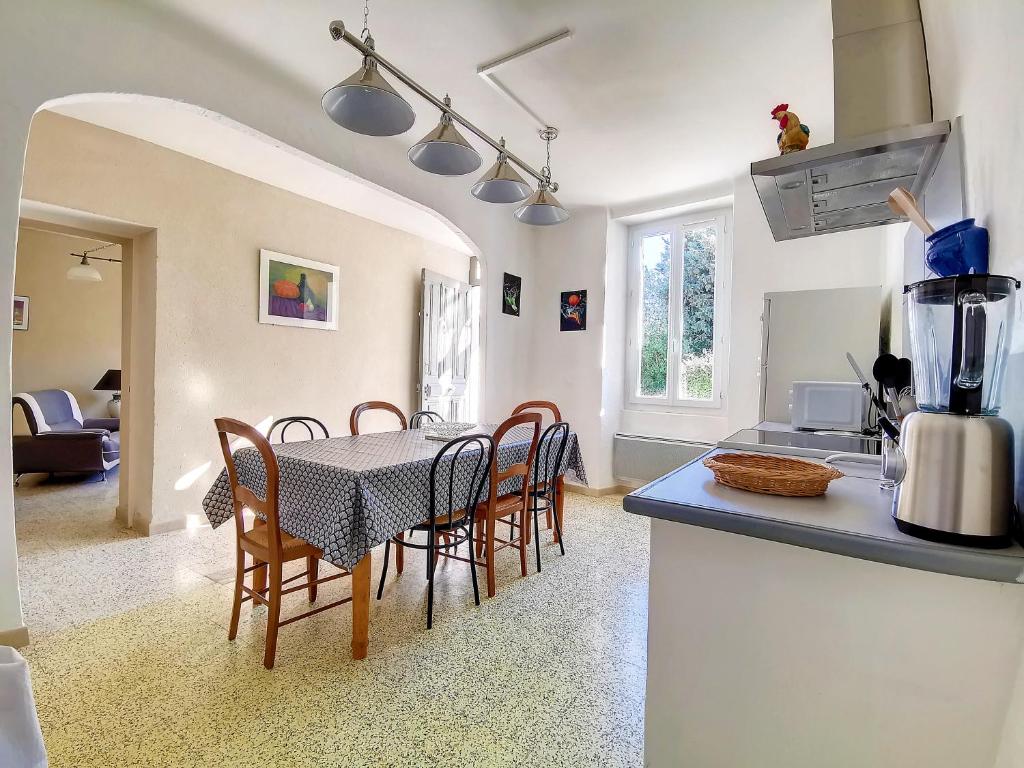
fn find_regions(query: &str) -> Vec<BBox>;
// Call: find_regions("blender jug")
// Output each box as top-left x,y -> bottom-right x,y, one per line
905,274 -> 1019,415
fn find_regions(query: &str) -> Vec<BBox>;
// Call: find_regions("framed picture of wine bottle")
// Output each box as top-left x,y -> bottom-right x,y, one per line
258,249 -> 339,331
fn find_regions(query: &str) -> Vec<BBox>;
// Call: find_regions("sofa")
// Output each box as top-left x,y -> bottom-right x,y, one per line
12,389 -> 120,481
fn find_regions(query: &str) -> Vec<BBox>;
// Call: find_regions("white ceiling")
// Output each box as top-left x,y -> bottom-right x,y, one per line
152,0 -> 838,209
56,0 -> 838,211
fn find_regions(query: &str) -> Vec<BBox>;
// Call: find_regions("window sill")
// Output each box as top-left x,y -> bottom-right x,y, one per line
624,401 -> 727,417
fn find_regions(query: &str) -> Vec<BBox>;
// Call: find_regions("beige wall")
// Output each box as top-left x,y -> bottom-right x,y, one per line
12,227 -> 121,433
21,111 -> 469,530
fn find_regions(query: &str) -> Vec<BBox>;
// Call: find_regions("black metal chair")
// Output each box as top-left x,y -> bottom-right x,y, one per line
409,410 -> 444,429
530,421 -> 570,572
376,433 -> 494,628
266,416 -> 329,443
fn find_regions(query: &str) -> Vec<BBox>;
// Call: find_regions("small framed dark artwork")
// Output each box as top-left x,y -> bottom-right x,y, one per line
12,295 -> 28,331
502,272 -> 522,317
560,290 -> 587,331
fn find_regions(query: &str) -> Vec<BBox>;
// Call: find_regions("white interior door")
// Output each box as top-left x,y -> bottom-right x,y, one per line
420,269 -> 474,422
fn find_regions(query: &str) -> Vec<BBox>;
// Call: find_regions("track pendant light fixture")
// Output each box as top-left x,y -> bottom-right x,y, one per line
322,6 -> 569,224
408,96 -> 482,176
515,128 -> 570,225
471,138 -> 532,203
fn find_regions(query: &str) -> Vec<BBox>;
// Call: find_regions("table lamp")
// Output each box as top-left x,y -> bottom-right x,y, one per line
94,369 -> 122,417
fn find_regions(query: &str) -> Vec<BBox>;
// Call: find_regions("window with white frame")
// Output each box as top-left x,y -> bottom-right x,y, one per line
626,209 -> 731,409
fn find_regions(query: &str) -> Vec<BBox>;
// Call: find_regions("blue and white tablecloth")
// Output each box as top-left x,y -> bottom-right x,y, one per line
201,425 -> 586,570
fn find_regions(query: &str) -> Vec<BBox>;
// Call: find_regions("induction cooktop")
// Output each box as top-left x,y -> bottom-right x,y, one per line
718,427 -> 882,460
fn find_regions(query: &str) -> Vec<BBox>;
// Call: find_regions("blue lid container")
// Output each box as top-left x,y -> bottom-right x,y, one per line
925,218 -> 989,277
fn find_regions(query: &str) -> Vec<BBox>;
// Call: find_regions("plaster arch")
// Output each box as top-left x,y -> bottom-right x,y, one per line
3,91 -> 494,644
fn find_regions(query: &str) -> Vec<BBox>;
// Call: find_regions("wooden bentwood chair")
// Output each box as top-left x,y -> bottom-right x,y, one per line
350,401 -> 407,435
376,433 -> 494,628
409,410 -> 444,429
215,417 -> 352,669
529,422 -> 571,572
511,400 -> 566,539
266,416 -> 329,443
473,413 -> 542,598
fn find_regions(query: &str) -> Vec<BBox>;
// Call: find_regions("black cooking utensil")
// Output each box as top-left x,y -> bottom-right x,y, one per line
872,353 -> 900,388
895,357 -> 913,393
873,353 -> 904,419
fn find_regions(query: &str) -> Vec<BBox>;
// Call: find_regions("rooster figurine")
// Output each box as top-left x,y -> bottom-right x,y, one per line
771,103 -> 810,155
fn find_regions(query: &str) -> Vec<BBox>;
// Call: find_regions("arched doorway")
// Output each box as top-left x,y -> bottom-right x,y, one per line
8,93 -> 485,643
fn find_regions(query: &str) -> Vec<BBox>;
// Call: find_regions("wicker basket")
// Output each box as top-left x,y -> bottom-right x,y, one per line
702,452 -> 843,497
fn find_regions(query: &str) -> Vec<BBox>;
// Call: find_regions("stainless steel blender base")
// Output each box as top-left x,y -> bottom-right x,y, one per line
892,411 -> 1015,546
893,516 -> 1013,549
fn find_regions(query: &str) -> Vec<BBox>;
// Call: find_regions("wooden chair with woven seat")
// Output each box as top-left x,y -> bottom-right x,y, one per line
350,401 -> 410,572
266,416 -> 329,443
511,400 -> 562,423
376,433 -> 494,628
473,412 -> 542,597
349,401 -> 407,435
511,400 -> 566,538
215,417 -> 352,669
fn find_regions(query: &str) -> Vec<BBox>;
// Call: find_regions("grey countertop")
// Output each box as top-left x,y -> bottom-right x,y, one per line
624,448 -> 1024,584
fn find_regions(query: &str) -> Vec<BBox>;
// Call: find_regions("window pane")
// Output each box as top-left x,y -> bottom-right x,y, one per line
679,224 -> 716,401
638,233 -> 671,398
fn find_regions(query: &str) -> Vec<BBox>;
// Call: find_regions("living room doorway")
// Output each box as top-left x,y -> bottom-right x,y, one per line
11,217 -> 128,523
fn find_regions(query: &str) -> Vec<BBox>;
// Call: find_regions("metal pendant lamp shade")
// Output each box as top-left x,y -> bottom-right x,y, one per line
514,183 -> 570,225
322,54 -> 416,137
409,99 -> 481,176
472,145 -> 532,203
67,256 -> 102,282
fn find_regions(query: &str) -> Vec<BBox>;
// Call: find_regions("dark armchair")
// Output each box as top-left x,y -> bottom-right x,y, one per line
12,389 -> 120,482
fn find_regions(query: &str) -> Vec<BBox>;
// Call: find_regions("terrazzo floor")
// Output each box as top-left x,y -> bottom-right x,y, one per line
14,472 -> 649,767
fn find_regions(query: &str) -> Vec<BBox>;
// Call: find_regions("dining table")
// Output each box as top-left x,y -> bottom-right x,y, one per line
201,423 -> 587,659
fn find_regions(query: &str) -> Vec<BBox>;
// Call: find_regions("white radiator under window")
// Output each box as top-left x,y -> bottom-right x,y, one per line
613,433 -> 711,485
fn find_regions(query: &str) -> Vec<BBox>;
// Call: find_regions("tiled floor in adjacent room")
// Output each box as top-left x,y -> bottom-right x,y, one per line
14,472 -> 649,768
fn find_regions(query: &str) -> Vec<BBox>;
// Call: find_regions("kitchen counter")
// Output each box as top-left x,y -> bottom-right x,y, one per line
625,448 -> 1024,767
625,448 -> 1024,583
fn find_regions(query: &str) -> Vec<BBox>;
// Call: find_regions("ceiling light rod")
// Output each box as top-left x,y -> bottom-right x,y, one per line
328,20 -> 557,190
70,242 -> 121,264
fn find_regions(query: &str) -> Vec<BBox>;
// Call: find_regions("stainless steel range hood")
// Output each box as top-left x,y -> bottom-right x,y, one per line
751,0 -> 948,241
751,120 -> 949,241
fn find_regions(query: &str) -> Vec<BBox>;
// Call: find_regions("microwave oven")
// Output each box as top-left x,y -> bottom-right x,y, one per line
791,381 -> 868,432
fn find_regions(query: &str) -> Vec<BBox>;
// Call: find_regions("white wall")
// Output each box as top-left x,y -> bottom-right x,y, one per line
0,1 -> 537,639
527,208 -> 616,488
918,2 -> 1024,764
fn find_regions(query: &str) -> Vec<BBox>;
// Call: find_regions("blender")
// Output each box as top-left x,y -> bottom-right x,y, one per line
886,274 -> 1020,547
